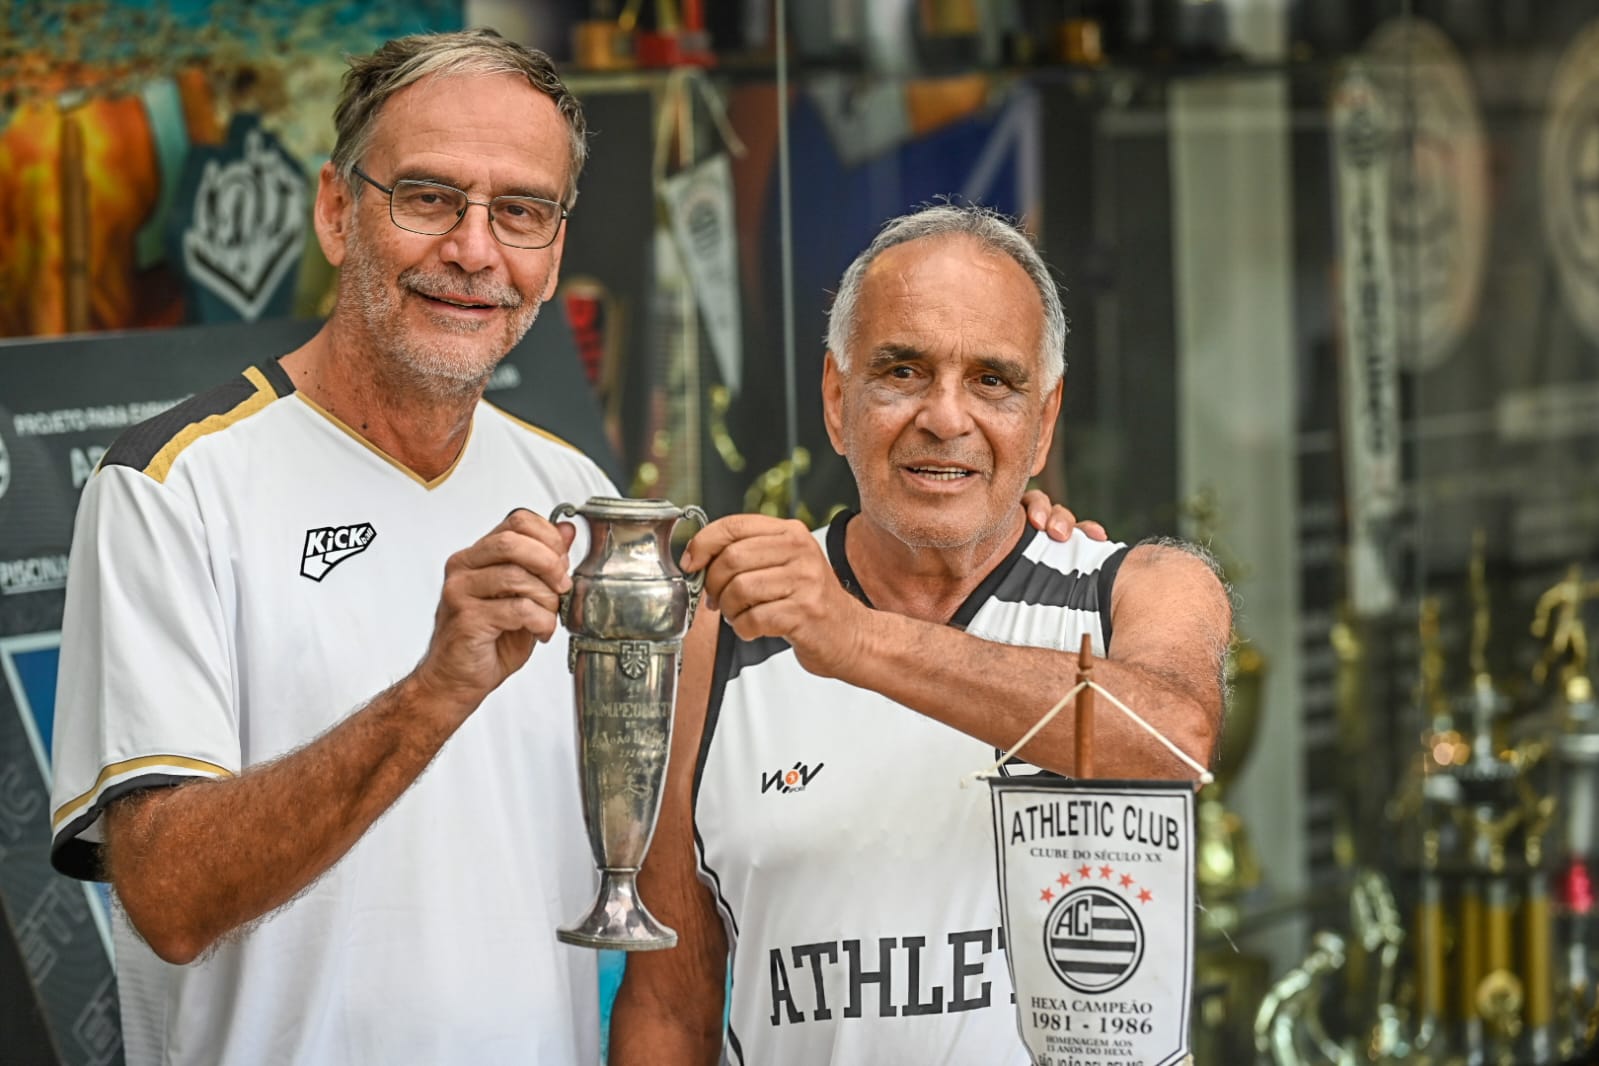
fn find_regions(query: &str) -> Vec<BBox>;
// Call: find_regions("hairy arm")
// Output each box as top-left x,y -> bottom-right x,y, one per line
688,516 -> 1230,780
609,605 -> 729,1065
104,510 -> 575,964
840,540 -> 1230,777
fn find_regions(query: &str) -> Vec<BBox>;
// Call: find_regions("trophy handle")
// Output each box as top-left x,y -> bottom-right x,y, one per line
677,506 -> 710,619
549,501 -> 583,626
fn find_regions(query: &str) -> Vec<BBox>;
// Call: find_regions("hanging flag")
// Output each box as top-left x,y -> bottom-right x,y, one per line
661,153 -> 743,396
990,777 -> 1195,1066
1331,67 -> 1401,616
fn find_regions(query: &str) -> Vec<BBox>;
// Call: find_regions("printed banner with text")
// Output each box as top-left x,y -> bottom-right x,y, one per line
989,778 -> 1194,1066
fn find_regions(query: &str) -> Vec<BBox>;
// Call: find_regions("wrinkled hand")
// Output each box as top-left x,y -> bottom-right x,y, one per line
1022,489 -> 1107,542
682,514 -> 866,679
415,508 -> 576,716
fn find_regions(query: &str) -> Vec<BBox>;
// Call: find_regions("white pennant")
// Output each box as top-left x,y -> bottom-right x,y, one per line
990,779 -> 1196,1066
1331,66 -> 1401,616
661,154 -> 743,396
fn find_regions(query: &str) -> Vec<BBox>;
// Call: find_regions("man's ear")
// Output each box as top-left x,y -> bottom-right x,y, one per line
1031,376 -> 1064,477
313,161 -> 354,268
822,352 -> 847,457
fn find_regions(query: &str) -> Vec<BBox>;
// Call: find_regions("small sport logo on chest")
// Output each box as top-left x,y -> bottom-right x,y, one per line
301,523 -> 377,582
761,761 -> 824,795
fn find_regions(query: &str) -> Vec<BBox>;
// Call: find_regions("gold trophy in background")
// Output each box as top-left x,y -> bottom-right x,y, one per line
1184,490 -> 1271,1065
1184,490 -> 1265,917
1391,536 -> 1563,1064
1530,566 -> 1599,1057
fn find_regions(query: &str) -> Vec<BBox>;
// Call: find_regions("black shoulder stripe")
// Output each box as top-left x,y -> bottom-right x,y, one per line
949,523 -> 1036,629
1097,545 -> 1131,653
992,553 -> 1105,611
256,356 -> 296,397
100,362 -> 288,478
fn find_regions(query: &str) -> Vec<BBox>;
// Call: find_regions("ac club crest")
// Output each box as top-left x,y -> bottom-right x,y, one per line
1045,884 -> 1145,994
990,778 -> 1194,1066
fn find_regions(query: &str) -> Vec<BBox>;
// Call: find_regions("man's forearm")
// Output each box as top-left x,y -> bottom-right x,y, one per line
106,672 -> 469,964
841,613 -> 1223,779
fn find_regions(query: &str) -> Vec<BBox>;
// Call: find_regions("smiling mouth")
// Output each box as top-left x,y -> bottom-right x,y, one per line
422,293 -> 499,311
905,465 -> 975,481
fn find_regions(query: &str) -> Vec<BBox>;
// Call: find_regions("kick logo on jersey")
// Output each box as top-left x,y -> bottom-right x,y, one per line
990,778 -> 1193,1066
761,760 -> 823,795
301,523 -> 377,582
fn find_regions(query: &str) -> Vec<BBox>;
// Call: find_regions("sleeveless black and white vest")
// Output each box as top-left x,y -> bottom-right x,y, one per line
693,513 -> 1129,1065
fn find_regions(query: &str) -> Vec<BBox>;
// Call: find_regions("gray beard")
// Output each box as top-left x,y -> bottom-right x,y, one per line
337,228 -> 545,400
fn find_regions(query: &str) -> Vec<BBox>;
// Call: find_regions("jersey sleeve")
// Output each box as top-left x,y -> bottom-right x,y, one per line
49,464 -> 241,881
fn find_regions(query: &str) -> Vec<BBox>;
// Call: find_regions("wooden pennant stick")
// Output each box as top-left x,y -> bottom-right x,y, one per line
1075,633 -> 1095,779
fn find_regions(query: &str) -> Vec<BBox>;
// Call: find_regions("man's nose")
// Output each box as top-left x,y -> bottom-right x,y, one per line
913,379 -> 975,439
439,203 -> 502,273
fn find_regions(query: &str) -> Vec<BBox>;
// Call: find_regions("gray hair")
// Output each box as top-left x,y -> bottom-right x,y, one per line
825,204 -> 1067,386
330,28 -> 587,207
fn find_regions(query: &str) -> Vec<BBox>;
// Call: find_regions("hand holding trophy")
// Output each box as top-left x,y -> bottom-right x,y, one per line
549,496 -> 707,950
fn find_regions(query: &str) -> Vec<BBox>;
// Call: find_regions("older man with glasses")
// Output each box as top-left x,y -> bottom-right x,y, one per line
47,28 -> 613,1066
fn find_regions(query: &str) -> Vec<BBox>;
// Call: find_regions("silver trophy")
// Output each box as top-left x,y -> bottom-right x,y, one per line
550,496 -> 707,950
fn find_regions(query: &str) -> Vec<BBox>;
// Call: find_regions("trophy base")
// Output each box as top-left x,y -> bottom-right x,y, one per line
558,871 -> 678,951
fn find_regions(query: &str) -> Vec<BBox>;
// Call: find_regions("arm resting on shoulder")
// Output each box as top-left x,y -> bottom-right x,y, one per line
609,606 -> 729,1065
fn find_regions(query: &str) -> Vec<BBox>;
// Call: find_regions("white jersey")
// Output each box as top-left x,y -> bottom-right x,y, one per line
693,516 -> 1128,1066
50,360 -> 614,1066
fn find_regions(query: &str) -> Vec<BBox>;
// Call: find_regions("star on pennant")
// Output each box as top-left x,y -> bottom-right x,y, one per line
1078,864 -> 1093,879
1057,872 -> 1072,888
1120,873 -> 1136,889
1138,888 -> 1154,904
1099,864 -> 1115,880
1040,887 -> 1055,903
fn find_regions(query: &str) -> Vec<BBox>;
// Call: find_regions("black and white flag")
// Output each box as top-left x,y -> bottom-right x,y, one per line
990,777 -> 1195,1066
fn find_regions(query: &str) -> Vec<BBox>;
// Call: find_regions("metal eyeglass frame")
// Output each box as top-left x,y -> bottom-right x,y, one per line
349,165 -> 568,250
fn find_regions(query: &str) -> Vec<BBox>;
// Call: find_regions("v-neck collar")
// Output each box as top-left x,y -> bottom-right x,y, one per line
824,510 -> 1036,629
285,366 -> 474,491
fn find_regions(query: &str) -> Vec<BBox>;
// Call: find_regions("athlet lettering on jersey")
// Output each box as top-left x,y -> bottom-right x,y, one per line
766,925 -> 1009,1025
300,523 -> 377,582
990,778 -> 1195,1066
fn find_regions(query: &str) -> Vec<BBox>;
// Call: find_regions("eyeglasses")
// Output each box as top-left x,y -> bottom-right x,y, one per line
350,165 -> 568,250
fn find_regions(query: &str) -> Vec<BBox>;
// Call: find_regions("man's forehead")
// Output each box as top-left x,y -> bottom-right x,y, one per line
860,235 -> 1034,302
365,72 -> 566,167
854,235 -> 1043,339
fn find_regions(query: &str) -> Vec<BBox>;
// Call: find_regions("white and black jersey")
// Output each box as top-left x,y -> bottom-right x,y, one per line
50,360 -> 613,1066
693,513 -> 1129,1065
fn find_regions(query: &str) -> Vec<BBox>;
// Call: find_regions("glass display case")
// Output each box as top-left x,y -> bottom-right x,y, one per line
558,4 -> 1599,1062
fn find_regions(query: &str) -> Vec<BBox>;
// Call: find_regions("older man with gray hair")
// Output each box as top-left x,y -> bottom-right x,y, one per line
50,29 -> 611,1065
611,203 -> 1231,1065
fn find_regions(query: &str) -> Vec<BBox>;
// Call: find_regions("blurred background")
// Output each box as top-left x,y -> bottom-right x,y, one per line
4,1 -> 1599,1062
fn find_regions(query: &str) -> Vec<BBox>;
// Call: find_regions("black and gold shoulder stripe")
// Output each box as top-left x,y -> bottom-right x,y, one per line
101,360 -> 296,483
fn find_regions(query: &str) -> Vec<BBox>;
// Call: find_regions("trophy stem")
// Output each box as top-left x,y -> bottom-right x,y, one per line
557,871 -> 678,951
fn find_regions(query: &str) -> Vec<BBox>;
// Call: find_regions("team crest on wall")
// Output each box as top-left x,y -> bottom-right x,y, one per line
175,115 -> 308,323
